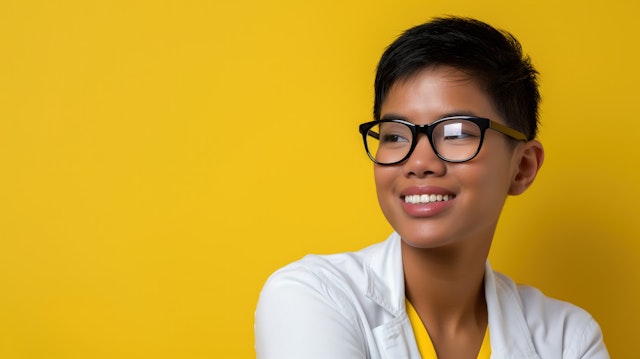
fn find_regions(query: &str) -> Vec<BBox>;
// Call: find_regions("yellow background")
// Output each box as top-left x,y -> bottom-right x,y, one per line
1,0 -> 638,357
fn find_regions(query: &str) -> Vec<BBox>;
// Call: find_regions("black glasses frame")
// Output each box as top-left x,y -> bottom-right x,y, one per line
358,115 -> 527,165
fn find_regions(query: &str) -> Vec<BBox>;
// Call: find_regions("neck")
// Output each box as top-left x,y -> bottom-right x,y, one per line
402,237 -> 490,331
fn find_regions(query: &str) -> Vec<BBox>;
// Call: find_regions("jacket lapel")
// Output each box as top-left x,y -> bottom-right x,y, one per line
484,263 -> 541,359
365,233 -> 421,358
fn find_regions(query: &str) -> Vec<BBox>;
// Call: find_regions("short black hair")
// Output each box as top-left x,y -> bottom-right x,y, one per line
374,16 -> 540,140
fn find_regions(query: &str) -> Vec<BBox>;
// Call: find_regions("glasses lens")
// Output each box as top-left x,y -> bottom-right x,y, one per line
432,119 -> 482,161
365,121 -> 413,164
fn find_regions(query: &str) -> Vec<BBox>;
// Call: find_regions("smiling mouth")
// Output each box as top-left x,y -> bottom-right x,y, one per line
404,194 -> 455,204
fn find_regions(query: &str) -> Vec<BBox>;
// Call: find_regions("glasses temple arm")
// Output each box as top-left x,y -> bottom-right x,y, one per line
490,121 -> 527,141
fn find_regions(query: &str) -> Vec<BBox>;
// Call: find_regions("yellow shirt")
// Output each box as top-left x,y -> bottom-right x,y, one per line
405,299 -> 491,359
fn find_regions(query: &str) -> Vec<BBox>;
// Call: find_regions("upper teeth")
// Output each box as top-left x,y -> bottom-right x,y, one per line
404,194 -> 452,204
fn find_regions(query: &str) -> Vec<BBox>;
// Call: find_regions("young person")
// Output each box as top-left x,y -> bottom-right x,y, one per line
255,16 -> 609,358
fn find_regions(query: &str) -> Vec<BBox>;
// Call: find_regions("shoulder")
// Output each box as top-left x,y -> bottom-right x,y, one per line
492,271 -> 609,358
254,240 -> 392,358
259,240 -> 384,301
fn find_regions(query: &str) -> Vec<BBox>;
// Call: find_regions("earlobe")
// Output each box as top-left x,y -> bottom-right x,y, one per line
509,140 -> 544,195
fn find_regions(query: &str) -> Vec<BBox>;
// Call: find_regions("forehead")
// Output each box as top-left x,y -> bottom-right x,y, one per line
382,66 -> 501,124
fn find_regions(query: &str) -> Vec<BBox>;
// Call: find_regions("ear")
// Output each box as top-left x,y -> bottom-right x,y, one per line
509,140 -> 544,195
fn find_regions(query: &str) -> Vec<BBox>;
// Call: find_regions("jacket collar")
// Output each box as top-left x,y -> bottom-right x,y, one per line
364,232 -> 405,316
363,232 -> 541,358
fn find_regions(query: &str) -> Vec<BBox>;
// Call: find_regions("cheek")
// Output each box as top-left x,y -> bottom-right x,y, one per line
469,142 -> 516,191
373,166 -> 392,191
373,166 -> 398,208
458,161 -> 512,208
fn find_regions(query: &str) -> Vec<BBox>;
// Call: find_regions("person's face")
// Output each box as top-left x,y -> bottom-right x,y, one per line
374,66 -> 523,249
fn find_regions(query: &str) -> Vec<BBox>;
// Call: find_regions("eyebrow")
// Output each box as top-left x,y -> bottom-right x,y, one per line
440,111 -> 480,118
379,113 -> 407,121
379,111 -> 484,123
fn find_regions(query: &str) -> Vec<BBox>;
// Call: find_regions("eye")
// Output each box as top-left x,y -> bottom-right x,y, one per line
441,122 -> 480,141
380,133 -> 409,143
444,132 -> 476,140
378,122 -> 412,144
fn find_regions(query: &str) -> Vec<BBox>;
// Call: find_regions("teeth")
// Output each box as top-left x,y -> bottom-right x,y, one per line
404,194 -> 453,204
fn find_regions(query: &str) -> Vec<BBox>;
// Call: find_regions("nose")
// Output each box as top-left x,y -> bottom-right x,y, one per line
403,135 -> 446,178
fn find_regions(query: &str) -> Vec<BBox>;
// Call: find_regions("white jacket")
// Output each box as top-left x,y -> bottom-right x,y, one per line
255,233 -> 609,358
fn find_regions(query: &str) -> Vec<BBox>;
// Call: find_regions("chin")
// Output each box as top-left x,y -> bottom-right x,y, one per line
396,227 -> 456,250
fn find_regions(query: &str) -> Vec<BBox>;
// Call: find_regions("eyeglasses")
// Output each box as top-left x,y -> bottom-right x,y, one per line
359,116 -> 527,165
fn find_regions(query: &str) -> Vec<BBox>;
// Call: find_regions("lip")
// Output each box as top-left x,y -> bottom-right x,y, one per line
400,186 -> 456,217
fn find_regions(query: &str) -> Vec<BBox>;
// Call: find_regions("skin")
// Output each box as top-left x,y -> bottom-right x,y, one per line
374,66 -> 544,358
